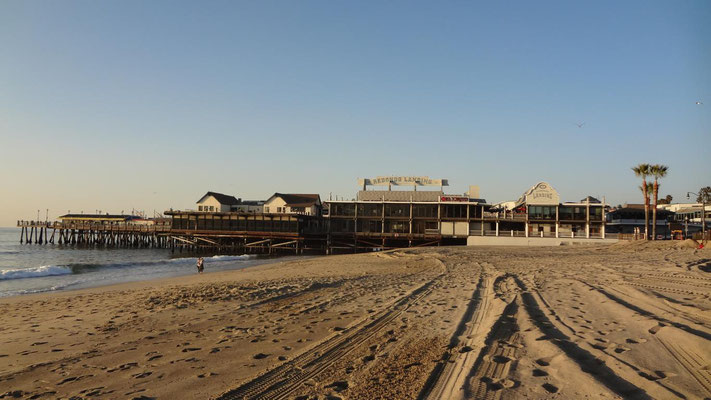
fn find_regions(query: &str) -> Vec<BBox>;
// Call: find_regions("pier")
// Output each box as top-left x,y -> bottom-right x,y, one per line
17,211 -> 328,255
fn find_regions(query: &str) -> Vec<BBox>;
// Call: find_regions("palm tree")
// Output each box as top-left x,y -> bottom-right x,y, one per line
638,182 -> 654,239
650,164 -> 668,240
632,164 -> 651,240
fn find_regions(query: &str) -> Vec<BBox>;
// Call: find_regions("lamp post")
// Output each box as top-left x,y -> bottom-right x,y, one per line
687,191 -> 708,242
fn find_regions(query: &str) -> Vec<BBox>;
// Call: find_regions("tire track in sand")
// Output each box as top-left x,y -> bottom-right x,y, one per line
214,273 -> 443,400
418,270 -> 493,400
514,277 -> 653,400
464,296 -> 522,400
580,281 -> 711,341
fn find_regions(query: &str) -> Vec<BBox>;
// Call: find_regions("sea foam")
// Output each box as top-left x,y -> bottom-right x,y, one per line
0,265 -> 73,280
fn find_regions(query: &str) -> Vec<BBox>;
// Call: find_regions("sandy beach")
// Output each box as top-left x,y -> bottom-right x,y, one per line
1,241 -> 710,399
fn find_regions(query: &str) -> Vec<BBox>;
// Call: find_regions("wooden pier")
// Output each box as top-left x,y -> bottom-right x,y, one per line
17,212 -> 329,255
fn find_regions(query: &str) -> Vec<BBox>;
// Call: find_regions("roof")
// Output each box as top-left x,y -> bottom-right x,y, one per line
58,214 -> 141,221
580,196 -> 601,203
197,191 -> 240,205
268,193 -> 321,207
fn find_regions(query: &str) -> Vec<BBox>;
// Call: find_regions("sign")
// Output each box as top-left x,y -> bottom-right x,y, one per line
525,182 -> 560,205
440,196 -> 469,202
359,176 -> 448,187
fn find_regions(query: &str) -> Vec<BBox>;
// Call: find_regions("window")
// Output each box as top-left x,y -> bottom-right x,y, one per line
198,205 -> 203,211
357,203 -> 383,217
529,206 -> 556,220
384,220 -> 408,233
330,203 -> 355,217
385,204 -> 409,217
413,205 -> 437,218
265,207 -> 270,213
277,207 -> 282,213
442,204 -> 467,218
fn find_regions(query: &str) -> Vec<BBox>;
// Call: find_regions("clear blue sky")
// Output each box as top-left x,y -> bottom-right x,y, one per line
1,1 -> 709,225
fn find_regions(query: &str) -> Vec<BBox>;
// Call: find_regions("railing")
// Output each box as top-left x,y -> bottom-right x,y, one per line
482,212 -> 528,220
17,220 -> 172,232
469,229 -> 610,239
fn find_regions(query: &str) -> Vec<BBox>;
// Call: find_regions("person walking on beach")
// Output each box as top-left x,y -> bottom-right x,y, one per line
196,257 -> 204,274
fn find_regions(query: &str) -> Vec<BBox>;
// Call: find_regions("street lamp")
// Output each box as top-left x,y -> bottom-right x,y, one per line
687,191 -> 708,242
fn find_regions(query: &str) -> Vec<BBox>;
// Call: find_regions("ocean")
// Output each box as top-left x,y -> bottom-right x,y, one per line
0,227 -> 289,298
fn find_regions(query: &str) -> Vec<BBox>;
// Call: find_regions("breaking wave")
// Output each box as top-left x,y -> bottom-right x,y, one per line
0,254 -> 256,281
0,265 -> 73,280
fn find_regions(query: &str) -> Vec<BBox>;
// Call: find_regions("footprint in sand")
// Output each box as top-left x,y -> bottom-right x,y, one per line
626,338 -> 645,344
181,347 -> 201,353
325,380 -> 350,392
542,382 -> 560,393
108,363 -> 138,372
536,357 -> 553,366
532,368 -> 549,377
648,323 -> 666,334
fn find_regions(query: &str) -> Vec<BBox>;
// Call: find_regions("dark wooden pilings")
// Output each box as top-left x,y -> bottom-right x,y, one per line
17,221 -> 172,249
17,221 -> 326,254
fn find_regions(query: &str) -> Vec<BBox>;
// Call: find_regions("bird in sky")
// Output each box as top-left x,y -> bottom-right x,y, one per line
575,122 -> 585,128
696,101 -> 703,105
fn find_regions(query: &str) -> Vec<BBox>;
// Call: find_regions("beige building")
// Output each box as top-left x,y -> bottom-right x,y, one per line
263,193 -> 322,216
196,192 -> 263,213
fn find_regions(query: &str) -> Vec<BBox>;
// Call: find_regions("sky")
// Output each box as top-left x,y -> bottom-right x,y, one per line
1,0 -> 709,226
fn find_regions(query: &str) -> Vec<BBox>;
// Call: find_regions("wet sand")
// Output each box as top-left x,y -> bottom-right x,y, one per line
1,241 -> 710,399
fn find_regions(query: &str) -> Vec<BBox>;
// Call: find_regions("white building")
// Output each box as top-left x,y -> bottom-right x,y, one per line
196,192 -> 264,213
263,193 -> 322,216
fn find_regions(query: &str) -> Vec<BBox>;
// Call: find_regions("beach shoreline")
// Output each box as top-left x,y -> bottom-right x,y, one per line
0,255 -> 295,304
1,243 -> 710,399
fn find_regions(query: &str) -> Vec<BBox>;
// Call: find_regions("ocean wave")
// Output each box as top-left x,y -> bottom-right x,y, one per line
166,254 -> 256,263
207,254 -> 256,261
0,265 -> 73,280
0,254 -> 256,281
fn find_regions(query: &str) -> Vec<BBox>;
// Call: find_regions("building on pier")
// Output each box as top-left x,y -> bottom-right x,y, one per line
326,178 -> 614,249
478,182 -> 608,240
326,176 -> 488,249
605,205 -> 675,239
196,191 -> 264,213
163,210 -> 327,253
263,193 -> 322,216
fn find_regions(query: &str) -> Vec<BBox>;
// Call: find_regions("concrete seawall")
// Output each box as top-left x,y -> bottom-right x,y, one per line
467,236 -> 619,247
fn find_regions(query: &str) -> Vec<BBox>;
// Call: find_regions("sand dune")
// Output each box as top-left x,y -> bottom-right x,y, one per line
1,242 -> 710,399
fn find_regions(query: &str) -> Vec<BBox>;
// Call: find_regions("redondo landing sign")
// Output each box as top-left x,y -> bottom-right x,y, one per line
524,182 -> 560,205
359,176 -> 449,187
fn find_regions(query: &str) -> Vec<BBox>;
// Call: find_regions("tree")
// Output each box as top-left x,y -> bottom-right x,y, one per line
632,164 -> 651,240
657,195 -> 673,205
650,164 -> 668,240
696,187 -> 711,204
639,182 -> 654,238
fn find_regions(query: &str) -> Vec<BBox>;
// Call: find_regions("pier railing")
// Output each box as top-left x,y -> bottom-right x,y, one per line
482,211 -> 528,220
18,220 -> 172,232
